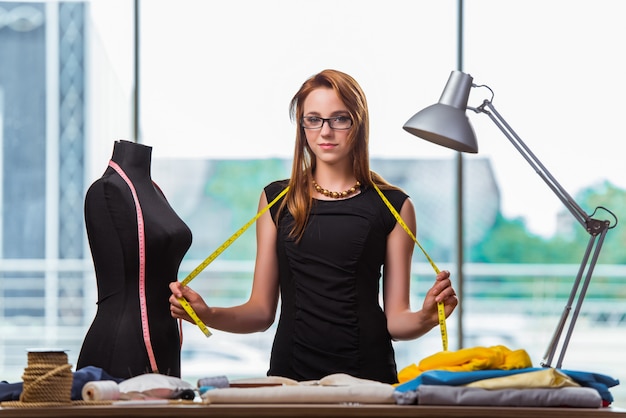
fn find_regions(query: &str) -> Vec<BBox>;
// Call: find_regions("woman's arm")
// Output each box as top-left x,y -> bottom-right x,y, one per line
169,191 -> 280,333
382,198 -> 458,341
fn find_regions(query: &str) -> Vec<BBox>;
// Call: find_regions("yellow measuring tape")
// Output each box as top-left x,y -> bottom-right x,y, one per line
177,187 -> 290,337
181,182 -> 448,352
372,184 -> 448,352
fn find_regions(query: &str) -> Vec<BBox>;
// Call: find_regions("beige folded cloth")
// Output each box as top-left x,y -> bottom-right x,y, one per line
466,368 -> 579,389
229,376 -> 300,386
203,373 -> 395,404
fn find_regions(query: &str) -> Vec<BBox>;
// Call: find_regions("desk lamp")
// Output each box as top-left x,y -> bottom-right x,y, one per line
403,70 -> 617,369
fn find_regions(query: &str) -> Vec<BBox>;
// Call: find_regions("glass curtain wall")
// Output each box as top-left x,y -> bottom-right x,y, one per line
0,0 -> 134,382
0,0 -> 624,406
138,0 -> 461,381
461,1 -> 626,403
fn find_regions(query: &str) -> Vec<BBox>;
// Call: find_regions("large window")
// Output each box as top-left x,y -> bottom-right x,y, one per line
1,0 -> 624,406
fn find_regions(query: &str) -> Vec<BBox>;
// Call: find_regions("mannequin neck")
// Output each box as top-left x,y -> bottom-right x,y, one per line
110,140 -> 152,177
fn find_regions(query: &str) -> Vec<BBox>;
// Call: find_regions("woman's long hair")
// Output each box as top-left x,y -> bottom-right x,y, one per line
279,69 -> 397,241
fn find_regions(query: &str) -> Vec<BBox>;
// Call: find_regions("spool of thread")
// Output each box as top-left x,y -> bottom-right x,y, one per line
82,380 -> 121,401
197,375 -> 229,389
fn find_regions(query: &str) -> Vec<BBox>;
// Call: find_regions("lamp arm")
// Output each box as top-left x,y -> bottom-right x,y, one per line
473,100 -> 591,229
471,99 -> 616,369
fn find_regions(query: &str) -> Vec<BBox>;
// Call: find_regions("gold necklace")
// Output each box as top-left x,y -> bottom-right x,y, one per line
312,180 -> 361,199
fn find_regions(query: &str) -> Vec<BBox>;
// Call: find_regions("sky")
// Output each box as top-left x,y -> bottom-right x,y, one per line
90,0 -> 626,238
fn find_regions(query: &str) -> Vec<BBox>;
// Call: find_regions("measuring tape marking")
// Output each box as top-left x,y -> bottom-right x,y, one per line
180,183 -> 448,352
108,160 -> 160,372
179,186 -> 290,335
178,296 -> 212,337
372,183 -> 448,352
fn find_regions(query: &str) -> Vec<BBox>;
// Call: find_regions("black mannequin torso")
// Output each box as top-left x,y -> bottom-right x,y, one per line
77,140 -> 192,378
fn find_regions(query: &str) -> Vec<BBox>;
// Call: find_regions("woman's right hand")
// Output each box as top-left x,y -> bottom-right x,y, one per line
169,281 -> 208,324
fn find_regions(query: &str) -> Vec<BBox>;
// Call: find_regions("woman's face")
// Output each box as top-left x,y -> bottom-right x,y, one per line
302,87 -> 353,167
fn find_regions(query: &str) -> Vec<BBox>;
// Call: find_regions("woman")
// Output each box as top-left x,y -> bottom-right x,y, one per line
169,69 -> 457,384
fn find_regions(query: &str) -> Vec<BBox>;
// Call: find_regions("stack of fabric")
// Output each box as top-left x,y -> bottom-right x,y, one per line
394,345 -> 619,408
3,346 -> 618,409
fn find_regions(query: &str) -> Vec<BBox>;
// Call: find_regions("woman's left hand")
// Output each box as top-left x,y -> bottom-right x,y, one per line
425,270 -> 458,320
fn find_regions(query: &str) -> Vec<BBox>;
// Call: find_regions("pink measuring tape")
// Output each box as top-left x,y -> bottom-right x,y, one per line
108,160 -> 159,373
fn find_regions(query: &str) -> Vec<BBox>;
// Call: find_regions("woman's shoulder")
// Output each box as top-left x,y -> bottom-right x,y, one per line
264,179 -> 290,200
369,172 -> 408,200
375,184 -> 409,201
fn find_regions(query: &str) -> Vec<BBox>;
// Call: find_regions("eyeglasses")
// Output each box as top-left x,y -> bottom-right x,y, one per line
301,116 -> 353,130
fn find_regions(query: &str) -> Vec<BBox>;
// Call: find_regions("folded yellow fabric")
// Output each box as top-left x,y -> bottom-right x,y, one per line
465,368 -> 580,389
397,345 -> 533,384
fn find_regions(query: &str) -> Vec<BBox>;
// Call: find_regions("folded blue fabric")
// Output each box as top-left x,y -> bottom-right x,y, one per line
559,369 -> 620,404
0,381 -> 21,402
394,367 -> 619,405
0,366 -> 123,402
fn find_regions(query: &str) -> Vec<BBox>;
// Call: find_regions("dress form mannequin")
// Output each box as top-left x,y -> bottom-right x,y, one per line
77,140 -> 192,378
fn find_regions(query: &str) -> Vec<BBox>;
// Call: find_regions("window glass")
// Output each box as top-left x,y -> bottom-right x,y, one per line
1,0 -> 624,406
462,0 -> 626,403
0,0 -> 133,381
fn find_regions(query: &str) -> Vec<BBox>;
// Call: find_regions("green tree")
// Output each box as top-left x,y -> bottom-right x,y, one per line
471,181 -> 624,264
470,213 -> 559,263
569,181 -> 625,264
203,159 -> 290,259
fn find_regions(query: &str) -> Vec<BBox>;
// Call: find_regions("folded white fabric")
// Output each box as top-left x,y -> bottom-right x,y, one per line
118,373 -> 195,399
318,373 -> 387,386
82,374 -> 196,401
203,373 -> 395,404
417,385 -> 602,408
229,376 -> 300,386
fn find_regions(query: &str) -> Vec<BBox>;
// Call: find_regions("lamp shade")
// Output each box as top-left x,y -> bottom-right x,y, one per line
403,70 -> 479,154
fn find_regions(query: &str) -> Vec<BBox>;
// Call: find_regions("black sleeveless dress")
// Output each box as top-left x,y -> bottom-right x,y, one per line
265,180 -> 409,384
77,140 -> 192,378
